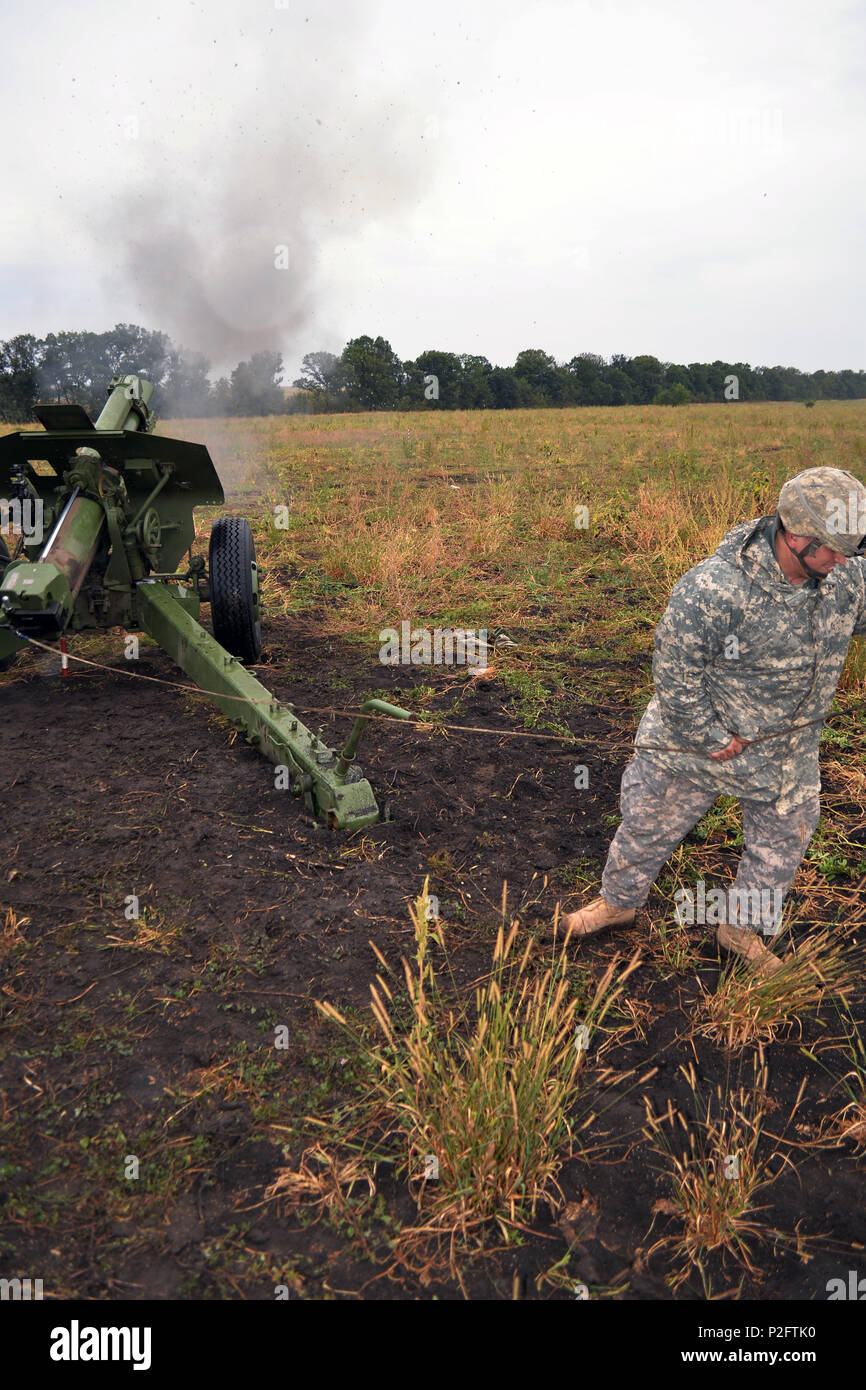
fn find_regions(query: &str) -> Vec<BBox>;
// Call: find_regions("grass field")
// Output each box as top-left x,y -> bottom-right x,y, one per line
2,400 -> 865,1299
190,398 -> 866,706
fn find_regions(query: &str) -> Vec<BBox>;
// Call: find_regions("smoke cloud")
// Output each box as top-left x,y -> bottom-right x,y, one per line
93,2 -> 438,375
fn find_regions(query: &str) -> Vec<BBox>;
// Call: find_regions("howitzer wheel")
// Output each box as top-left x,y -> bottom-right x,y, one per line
0,536 -> 19,671
208,517 -> 262,664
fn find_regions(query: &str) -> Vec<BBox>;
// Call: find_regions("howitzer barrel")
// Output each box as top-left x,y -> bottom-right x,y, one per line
39,488 -> 105,603
94,375 -> 154,434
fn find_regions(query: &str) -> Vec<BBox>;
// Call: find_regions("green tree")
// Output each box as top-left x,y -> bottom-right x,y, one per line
625,354 -> 665,403
100,323 -> 174,386
686,361 -> 712,401
404,349 -> 462,408
39,331 -> 108,414
513,348 -> 560,404
663,363 -> 695,394
293,350 -> 342,393
563,353 -> 604,405
603,366 -> 634,405
228,351 -> 285,415
292,350 -> 346,412
0,334 -> 41,421
31,324 -> 176,416
653,382 -> 692,405
340,336 -> 404,410
487,367 -> 520,408
457,354 -> 493,408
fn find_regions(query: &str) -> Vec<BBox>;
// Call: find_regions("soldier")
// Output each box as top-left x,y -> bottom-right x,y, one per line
563,466 -> 866,974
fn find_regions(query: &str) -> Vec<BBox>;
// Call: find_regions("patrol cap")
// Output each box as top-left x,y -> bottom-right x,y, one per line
777,466 -> 866,557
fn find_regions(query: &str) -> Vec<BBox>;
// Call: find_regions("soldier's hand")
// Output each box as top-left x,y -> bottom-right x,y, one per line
708,734 -> 749,762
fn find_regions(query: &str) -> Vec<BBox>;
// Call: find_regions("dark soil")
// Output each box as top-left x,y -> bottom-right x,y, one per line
1,615 -> 863,1301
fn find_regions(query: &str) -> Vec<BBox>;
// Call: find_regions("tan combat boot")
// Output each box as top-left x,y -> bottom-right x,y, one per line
559,896 -> 636,939
717,922 -> 783,976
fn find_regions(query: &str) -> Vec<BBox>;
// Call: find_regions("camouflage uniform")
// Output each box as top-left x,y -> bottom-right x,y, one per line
598,509 -> 866,928
601,753 -> 821,930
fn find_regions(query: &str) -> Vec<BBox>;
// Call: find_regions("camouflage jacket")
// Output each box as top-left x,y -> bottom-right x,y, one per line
634,514 -> 866,812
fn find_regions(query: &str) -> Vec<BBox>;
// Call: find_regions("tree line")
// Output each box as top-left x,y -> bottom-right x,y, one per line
295,341 -> 866,410
1,324 -> 863,421
0,326 -> 284,422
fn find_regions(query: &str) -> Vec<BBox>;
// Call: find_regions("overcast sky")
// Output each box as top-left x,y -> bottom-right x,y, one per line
1,0 -> 863,379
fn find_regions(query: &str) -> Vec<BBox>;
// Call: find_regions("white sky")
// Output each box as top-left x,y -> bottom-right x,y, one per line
1,0 -> 864,379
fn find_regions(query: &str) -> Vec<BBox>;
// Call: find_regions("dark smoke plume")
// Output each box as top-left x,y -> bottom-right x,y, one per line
95,3 -> 437,373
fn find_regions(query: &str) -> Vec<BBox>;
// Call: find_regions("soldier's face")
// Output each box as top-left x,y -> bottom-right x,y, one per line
786,534 -> 848,574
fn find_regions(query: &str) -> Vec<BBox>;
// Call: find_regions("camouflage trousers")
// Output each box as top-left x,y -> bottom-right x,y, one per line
600,754 -> 821,934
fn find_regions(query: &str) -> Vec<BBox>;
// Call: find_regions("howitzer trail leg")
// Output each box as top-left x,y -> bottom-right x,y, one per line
137,580 -> 383,830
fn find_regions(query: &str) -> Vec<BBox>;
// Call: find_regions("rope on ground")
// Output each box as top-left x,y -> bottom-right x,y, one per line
8,632 -> 860,756
9,635 -> 578,743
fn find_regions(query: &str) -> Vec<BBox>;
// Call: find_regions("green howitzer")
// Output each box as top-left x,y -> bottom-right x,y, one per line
0,374 -> 411,830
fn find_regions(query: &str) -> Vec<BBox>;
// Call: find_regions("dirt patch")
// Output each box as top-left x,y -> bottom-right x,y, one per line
0,616 -> 863,1300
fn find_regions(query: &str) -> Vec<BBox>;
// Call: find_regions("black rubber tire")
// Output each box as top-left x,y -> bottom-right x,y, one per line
208,517 -> 262,664
0,536 -> 18,672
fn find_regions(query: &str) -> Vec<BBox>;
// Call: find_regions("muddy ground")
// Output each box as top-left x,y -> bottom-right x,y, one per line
1,613 -> 863,1301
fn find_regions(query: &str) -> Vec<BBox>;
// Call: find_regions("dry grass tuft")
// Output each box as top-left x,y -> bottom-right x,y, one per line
839,635 -> 866,697
264,1147 -> 376,1213
303,883 -> 644,1274
0,907 -> 29,956
807,1027 -> 866,1152
695,926 -> 861,1052
644,1051 -> 801,1289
